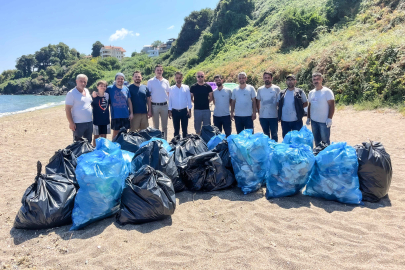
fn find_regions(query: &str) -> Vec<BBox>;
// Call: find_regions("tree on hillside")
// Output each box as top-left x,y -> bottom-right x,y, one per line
16,54 -> 37,76
91,41 -> 104,57
35,44 -> 57,70
152,40 -> 163,48
55,42 -> 70,63
70,48 -> 80,58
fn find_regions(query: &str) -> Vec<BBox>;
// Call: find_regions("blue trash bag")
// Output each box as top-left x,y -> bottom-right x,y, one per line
122,150 -> 135,188
140,137 -> 172,155
207,134 -> 226,150
227,130 -> 270,194
283,126 -> 314,148
71,138 -> 130,230
303,142 -> 363,205
266,143 -> 315,198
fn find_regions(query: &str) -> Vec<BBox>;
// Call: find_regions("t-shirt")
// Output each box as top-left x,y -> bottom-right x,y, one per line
106,85 -> 131,119
231,84 -> 257,117
279,88 -> 308,122
190,83 -> 213,110
65,88 -> 92,123
308,87 -> 335,123
213,87 -> 232,117
256,85 -> 280,119
147,77 -> 170,103
91,93 -> 110,125
129,84 -> 150,114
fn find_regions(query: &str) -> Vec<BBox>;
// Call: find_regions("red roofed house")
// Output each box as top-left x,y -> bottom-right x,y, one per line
100,46 -> 126,61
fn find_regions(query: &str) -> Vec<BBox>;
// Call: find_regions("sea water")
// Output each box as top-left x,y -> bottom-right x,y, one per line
0,95 -> 66,118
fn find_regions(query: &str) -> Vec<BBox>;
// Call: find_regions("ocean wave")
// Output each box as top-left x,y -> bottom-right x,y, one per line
0,101 -> 65,118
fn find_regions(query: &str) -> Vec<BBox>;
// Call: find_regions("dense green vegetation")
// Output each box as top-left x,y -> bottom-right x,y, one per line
1,0 -> 405,111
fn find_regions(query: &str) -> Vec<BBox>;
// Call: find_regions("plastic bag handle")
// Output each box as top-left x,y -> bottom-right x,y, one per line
36,161 -> 42,176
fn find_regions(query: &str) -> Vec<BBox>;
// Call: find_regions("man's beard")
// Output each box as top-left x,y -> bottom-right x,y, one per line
135,80 -> 141,84
216,82 -> 222,87
265,80 -> 271,85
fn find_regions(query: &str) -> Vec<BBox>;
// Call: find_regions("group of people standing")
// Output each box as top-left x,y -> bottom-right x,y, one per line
65,64 -> 335,147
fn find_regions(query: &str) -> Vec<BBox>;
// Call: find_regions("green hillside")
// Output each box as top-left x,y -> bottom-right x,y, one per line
1,0 -> 405,110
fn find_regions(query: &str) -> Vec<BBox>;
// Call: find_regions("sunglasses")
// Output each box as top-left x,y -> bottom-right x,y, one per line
197,75 -> 204,78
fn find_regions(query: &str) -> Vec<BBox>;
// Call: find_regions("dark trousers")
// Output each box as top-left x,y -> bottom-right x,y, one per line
281,119 -> 303,138
259,118 -> 279,142
213,115 -> 232,137
234,116 -> 254,134
172,108 -> 188,138
311,120 -> 331,147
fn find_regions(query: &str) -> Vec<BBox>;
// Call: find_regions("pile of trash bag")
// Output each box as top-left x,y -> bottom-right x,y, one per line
304,142 -> 363,205
14,161 -> 77,229
355,141 -> 392,202
116,165 -> 176,225
282,126 -> 314,148
211,140 -> 233,171
227,130 -> 270,194
64,139 -> 94,158
113,129 -> 147,153
201,125 -> 221,144
45,149 -> 77,185
131,140 -> 183,192
266,143 -> 315,198
179,152 -> 234,191
140,137 -> 172,154
138,127 -> 163,140
207,134 -> 226,150
71,138 -> 130,230
172,135 -> 208,166
313,141 -> 329,156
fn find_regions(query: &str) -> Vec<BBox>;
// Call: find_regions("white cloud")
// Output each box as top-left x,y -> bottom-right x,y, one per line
109,28 -> 136,41
167,25 -> 174,30
135,33 -> 140,36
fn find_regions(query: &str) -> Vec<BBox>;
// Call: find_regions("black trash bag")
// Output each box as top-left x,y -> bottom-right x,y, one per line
172,134 -> 208,166
131,140 -> 184,192
169,135 -> 181,149
313,141 -> 329,156
354,141 -> 393,202
45,149 -> 78,186
201,125 -> 221,144
211,140 -> 233,172
116,165 -> 176,225
113,128 -> 147,153
179,152 -> 235,192
14,161 -> 77,230
138,127 -> 163,140
64,139 -> 94,158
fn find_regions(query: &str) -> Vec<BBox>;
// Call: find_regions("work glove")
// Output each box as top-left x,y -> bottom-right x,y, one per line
306,118 -> 311,126
326,118 -> 332,128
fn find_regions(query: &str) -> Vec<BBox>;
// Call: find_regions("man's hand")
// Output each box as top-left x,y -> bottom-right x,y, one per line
147,111 -> 152,118
69,122 -> 76,131
326,118 -> 332,128
129,113 -> 133,121
306,118 -> 311,126
168,111 -> 172,119
187,111 -> 191,118
230,113 -> 234,121
92,91 -> 97,98
252,113 -> 256,121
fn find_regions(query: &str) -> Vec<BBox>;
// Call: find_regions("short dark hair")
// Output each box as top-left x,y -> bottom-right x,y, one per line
175,71 -> 183,77
155,64 -> 163,70
263,72 -> 273,78
132,70 -> 141,76
96,80 -> 107,87
214,74 -> 222,80
312,72 -> 323,78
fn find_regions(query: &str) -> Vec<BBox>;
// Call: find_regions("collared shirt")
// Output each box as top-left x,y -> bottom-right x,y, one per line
147,76 -> 170,103
213,87 -> 232,116
65,87 -> 92,123
231,84 -> 256,117
169,84 -> 192,110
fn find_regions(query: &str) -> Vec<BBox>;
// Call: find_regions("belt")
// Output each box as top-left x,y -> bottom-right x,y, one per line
152,102 -> 167,105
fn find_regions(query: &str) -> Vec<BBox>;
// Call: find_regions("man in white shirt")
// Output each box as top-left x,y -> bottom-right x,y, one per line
168,71 -> 192,138
231,72 -> 257,134
306,72 -> 335,146
147,64 -> 170,140
65,74 -> 93,142
213,75 -> 232,137
256,72 -> 281,141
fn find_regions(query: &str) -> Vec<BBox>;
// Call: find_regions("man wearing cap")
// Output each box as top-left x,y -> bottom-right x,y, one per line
94,72 -> 133,139
307,72 -> 335,146
278,74 -> 308,138
256,72 -> 281,141
147,64 -> 170,140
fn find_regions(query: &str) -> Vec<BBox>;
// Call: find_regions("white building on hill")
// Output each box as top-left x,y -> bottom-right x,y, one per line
100,46 -> 126,60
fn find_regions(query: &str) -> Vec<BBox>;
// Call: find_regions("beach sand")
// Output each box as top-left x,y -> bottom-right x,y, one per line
0,106 -> 404,269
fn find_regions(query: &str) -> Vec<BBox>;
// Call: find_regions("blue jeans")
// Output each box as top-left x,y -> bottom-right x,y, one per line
311,120 -> 331,146
234,116 -> 254,134
259,118 -> 279,142
281,120 -> 303,138
213,115 -> 232,137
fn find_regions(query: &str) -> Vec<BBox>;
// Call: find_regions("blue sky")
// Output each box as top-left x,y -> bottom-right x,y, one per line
0,0 -> 219,73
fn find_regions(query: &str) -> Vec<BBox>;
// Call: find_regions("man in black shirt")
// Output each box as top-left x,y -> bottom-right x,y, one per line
128,71 -> 152,131
91,80 -> 110,146
190,71 -> 213,134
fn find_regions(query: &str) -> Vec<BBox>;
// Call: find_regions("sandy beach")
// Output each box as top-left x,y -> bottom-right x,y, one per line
0,105 -> 404,269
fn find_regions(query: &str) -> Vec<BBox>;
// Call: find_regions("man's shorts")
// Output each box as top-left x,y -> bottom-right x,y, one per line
130,113 -> 149,131
73,122 -> 93,142
111,118 -> 130,131
93,124 -> 111,135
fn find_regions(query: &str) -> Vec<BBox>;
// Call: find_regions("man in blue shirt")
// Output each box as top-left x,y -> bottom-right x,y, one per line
128,71 -> 152,131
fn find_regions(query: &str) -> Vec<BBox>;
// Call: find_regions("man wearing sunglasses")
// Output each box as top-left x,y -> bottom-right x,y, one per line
190,71 -> 213,134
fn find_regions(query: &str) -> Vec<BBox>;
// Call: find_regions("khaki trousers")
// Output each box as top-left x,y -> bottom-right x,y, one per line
152,104 -> 168,140
130,113 -> 149,132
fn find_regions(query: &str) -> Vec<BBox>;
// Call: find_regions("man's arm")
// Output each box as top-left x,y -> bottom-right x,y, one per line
252,97 -> 257,120
65,105 -> 76,131
191,93 -> 194,103
303,102 -> 308,108
327,100 -> 335,119
128,99 -> 134,120
147,97 -> 152,118
230,99 -> 236,121
209,92 -> 213,103
256,99 -> 261,115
